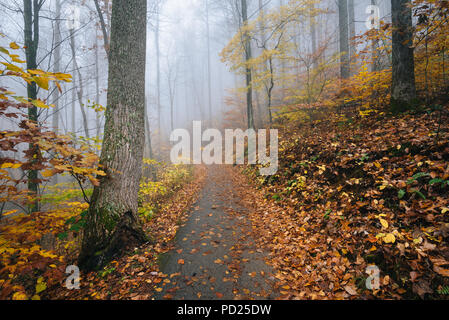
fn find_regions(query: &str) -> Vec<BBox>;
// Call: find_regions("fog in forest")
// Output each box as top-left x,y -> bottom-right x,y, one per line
0,0 -> 392,156
2,0 -> 448,302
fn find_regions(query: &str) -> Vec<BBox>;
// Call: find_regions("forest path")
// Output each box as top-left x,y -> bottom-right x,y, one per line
154,165 -> 277,300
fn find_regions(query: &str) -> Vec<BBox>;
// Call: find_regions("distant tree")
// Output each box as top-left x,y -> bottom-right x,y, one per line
205,0 -> 213,126
51,0 -> 62,134
348,0 -> 356,74
338,0 -> 350,79
391,0 -> 416,108
79,0 -> 149,271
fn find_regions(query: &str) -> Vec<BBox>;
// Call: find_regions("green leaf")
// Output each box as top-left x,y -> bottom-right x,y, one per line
398,189 -> 406,199
429,178 -> 444,185
412,172 -> 430,180
57,232 -> 68,240
35,280 -> 47,294
412,190 -> 426,200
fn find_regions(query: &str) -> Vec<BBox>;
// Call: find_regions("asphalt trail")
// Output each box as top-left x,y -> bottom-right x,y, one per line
154,165 -> 277,300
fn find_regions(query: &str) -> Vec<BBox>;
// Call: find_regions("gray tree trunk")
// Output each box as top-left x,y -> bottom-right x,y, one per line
95,28 -> 101,139
348,0 -> 356,75
371,0 -> 381,72
258,0 -> 268,125
52,0 -> 61,134
94,0 -> 110,58
391,0 -> 416,106
338,0 -> 350,79
79,0 -> 148,271
23,0 -> 41,212
69,29 -> 90,140
310,4 -> 318,70
241,0 -> 254,129
156,3 -> 161,152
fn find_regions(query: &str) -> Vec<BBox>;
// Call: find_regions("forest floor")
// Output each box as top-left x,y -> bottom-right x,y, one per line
3,107 -> 448,301
49,165 -> 282,300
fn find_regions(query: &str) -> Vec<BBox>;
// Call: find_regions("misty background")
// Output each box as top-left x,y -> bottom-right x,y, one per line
1,0 -> 392,156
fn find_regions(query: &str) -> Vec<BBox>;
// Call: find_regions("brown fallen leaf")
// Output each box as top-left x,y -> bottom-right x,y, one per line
178,259 -> 185,265
215,292 -> 224,298
344,285 -> 358,296
412,280 -> 432,299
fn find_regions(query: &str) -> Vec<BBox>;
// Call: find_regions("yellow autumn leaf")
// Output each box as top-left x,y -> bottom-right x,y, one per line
12,291 -> 28,300
10,54 -> 26,63
379,218 -> 389,229
9,42 -> 20,49
1,62 -> 23,73
1,163 -> 22,169
3,210 -> 18,216
41,169 -> 55,178
31,99 -> 49,109
384,233 -> 396,244
33,76 -> 49,90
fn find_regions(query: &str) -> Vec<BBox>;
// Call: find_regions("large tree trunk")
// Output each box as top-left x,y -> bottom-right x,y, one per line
241,0 -> 254,129
338,0 -> 350,79
391,0 -> 416,107
79,0 -> 148,271
23,0 -> 41,213
348,0 -> 356,75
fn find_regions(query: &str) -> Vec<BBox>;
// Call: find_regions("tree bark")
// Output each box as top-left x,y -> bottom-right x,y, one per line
348,0 -> 356,75
23,0 -> 41,212
371,0 -> 381,72
338,0 -> 350,79
391,0 -> 416,107
52,0 -> 61,134
79,0 -> 149,271
95,28 -> 102,139
51,0 -> 62,185
241,0 -> 254,129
